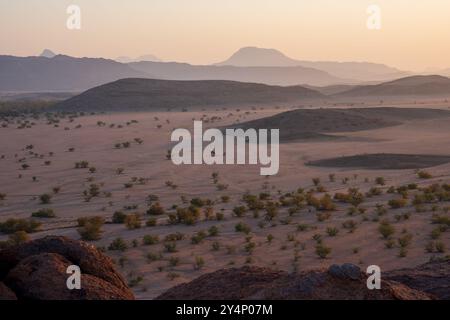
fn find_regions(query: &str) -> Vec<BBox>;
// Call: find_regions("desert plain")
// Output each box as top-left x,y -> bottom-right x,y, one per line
0,98 -> 449,299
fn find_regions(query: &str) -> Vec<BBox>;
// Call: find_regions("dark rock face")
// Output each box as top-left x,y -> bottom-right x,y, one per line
156,266 -> 287,300
0,282 -> 16,300
0,236 -> 134,300
157,264 -> 441,300
328,263 -> 361,280
386,260 -> 450,300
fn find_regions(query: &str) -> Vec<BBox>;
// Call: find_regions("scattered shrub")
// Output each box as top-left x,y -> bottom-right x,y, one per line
315,243 -> 331,259
378,220 -> 395,239
108,237 -> 128,251
0,218 -> 41,234
112,211 -> 127,224
143,235 -> 159,245
124,214 -> 141,229
31,208 -> 55,218
77,216 -> 104,241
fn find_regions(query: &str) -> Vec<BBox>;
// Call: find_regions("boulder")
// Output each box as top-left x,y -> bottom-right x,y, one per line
0,235 -> 128,292
0,236 -> 134,300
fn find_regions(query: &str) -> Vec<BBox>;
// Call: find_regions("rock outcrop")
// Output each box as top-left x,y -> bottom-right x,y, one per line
386,260 -> 450,300
0,236 -> 134,300
157,264 -> 443,300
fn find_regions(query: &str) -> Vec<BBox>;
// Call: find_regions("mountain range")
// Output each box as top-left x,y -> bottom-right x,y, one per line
216,47 -> 409,82
0,47 -> 418,92
335,75 -> 450,97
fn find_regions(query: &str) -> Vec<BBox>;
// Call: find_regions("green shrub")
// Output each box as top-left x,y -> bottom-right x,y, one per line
417,170 -> 432,179
375,177 -> 386,186
315,243 -> 331,259
173,206 -> 201,225
124,214 -> 141,229
191,231 -> 207,244
143,235 -> 159,245
388,198 -> 407,209
77,216 -> 104,240
378,220 -> 395,239
146,217 -> 157,227
398,233 -> 413,248
235,222 -> 251,234
164,232 -> 184,242
334,188 -> 364,206
194,256 -> 205,270
0,218 -> 41,234
265,202 -> 279,220
108,237 -> 128,251
31,208 -> 55,218
147,202 -> 165,215
8,231 -> 30,245
164,242 -> 177,253
326,227 -> 339,237
190,198 -> 205,207
112,211 -> 127,224
39,193 -> 52,204
208,225 -> 219,237
233,206 -> 247,217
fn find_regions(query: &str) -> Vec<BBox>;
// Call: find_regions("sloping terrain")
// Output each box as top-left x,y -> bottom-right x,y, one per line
53,78 -> 324,112
336,75 -> 450,97
231,107 -> 450,142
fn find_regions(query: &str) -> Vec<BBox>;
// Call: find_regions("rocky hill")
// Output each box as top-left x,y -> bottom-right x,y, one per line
54,78 -> 324,112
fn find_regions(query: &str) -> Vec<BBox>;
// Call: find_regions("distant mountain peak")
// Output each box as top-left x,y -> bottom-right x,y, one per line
40,49 -> 56,58
115,54 -> 161,63
217,47 -> 299,67
217,46 -> 409,82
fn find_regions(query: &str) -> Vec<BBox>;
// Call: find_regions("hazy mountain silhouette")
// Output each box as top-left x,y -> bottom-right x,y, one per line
40,49 -> 56,58
336,75 -> 450,97
54,78 -> 324,112
0,55 -> 150,92
216,47 -> 301,67
128,61 -> 344,86
115,54 -> 161,63
217,47 -> 409,82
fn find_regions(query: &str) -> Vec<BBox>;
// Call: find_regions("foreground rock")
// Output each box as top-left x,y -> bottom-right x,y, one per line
157,264 -> 440,300
386,260 -> 450,300
0,236 -> 134,300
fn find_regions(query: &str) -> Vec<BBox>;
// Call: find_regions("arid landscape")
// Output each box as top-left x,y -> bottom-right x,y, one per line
1,85 -> 449,298
1,1 -> 450,302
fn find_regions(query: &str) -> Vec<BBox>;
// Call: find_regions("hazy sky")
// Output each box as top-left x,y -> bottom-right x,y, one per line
1,0 -> 450,71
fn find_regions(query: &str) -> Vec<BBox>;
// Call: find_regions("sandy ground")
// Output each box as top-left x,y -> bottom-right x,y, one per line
0,99 -> 449,299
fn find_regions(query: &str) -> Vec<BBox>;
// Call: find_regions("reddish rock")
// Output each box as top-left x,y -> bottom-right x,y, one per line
386,259 -> 450,300
0,236 -> 134,300
4,253 -> 133,300
0,235 -> 129,292
0,282 -> 16,300
156,266 -> 287,300
157,264 -> 435,300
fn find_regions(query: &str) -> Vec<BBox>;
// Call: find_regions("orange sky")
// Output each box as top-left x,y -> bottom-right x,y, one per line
1,0 -> 450,71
